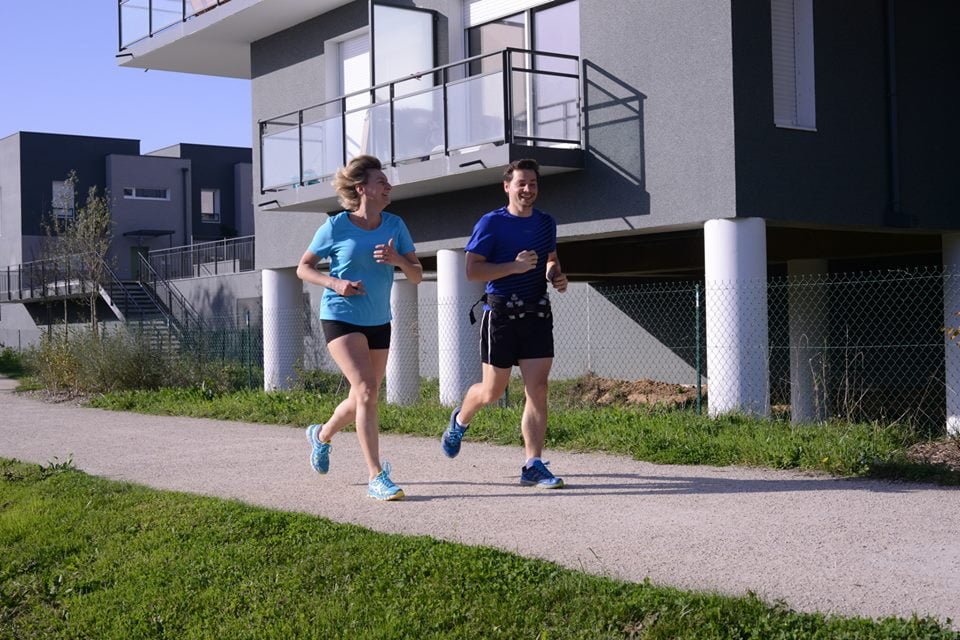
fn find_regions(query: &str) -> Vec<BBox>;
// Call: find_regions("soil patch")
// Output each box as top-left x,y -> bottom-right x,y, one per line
569,374 -> 702,409
904,439 -> 960,472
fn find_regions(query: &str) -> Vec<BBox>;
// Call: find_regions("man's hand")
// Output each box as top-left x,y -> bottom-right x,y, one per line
333,279 -> 365,296
546,266 -> 568,293
514,250 -> 538,274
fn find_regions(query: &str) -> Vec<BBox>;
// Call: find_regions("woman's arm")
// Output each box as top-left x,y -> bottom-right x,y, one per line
296,250 -> 364,296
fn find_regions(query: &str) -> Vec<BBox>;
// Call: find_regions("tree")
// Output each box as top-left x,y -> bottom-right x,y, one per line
44,171 -> 114,335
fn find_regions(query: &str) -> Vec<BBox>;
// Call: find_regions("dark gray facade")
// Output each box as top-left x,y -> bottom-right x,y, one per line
242,0 -> 957,277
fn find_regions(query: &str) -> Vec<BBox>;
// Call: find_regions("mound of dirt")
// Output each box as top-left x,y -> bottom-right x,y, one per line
904,439 -> 960,472
569,374 -> 703,409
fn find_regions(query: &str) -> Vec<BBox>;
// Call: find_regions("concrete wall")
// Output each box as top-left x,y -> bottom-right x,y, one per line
0,303 -> 41,350
173,270 -> 262,321
0,133 -> 23,266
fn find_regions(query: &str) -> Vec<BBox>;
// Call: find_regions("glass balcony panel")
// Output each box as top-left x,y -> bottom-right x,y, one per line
511,69 -> 530,144
120,0 -> 150,47
446,72 -> 504,151
302,108 -> 343,183
261,120 -> 300,190
152,0 -> 183,33
531,74 -> 580,145
344,103 -> 391,162
393,88 -> 443,163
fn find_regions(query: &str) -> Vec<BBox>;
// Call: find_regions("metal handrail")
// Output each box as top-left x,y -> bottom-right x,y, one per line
118,0 -> 232,51
259,47 -> 582,193
147,235 -> 255,280
136,253 -> 208,335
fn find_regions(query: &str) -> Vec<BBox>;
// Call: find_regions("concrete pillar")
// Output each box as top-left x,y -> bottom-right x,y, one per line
703,218 -> 770,417
387,279 -> 420,405
788,259 -> 828,424
944,234 -> 960,435
262,268 -> 303,391
437,249 -> 484,406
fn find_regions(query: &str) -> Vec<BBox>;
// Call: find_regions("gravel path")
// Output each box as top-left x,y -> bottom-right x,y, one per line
1,379 -> 958,628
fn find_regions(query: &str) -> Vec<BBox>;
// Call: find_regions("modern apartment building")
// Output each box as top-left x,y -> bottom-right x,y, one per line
0,131 -> 253,344
116,0 -> 958,426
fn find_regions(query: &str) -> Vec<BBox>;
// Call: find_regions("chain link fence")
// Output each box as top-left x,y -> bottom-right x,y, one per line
69,266 -> 957,432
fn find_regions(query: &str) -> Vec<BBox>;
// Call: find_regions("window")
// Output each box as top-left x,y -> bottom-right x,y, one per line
201,188 -> 220,223
466,0 -> 580,146
122,187 -> 170,200
771,0 -> 816,130
51,180 -> 75,219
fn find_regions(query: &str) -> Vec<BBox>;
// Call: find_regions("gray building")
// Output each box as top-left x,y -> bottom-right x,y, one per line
0,131 -> 253,344
116,0 -> 958,424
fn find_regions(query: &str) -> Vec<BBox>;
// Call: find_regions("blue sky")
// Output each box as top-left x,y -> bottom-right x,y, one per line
0,2 -> 251,153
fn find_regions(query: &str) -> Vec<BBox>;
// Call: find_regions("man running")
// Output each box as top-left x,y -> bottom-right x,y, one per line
441,158 -> 568,488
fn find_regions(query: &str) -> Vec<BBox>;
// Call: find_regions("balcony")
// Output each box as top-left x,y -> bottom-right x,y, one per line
117,0 -> 351,78
258,48 -> 584,212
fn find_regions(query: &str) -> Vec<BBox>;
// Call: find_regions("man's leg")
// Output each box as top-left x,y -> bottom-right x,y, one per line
459,363 -> 512,424
517,357 -> 553,460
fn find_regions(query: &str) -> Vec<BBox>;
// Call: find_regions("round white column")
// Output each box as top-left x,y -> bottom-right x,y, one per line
944,234 -> 960,435
387,279 -> 420,405
788,259 -> 828,424
703,218 -> 770,417
262,268 -> 303,391
437,249 -> 484,406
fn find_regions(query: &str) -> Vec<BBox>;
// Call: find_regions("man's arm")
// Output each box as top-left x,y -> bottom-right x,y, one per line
545,251 -> 568,293
465,250 -> 537,282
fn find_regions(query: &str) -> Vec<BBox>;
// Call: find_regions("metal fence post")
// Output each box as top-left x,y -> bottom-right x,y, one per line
246,310 -> 252,389
695,282 -> 703,415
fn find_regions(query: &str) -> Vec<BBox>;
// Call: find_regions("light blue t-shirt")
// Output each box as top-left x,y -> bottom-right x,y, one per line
307,211 -> 415,326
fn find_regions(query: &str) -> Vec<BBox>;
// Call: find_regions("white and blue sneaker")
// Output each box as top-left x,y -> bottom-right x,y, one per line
305,424 -> 332,474
367,462 -> 404,501
520,460 -> 564,489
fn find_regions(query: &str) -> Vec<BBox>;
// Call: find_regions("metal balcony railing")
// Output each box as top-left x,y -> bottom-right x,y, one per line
118,0 -> 232,51
1,257 -> 93,302
259,47 -> 582,194
147,236 -> 255,281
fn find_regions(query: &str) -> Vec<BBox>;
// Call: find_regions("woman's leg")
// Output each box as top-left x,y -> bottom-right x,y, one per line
317,348 -> 388,442
326,333 -> 385,479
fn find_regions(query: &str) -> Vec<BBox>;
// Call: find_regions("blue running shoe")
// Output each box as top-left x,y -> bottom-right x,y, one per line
305,424 -> 332,474
441,407 -> 468,458
520,460 -> 564,489
367,462 -> 404,501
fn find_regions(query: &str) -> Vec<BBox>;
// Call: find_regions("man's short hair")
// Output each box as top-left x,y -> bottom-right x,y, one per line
503,158 -> 540,183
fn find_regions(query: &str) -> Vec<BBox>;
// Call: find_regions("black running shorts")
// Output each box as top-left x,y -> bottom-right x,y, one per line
321,320 -> 391,349
479,309 -> 554,369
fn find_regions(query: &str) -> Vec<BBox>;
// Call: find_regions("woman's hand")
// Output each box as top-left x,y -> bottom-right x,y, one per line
333,279 -> 365,296
374,238 -> 402,266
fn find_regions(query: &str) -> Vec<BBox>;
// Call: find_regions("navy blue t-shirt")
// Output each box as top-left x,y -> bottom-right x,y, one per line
464,206 -> 557,300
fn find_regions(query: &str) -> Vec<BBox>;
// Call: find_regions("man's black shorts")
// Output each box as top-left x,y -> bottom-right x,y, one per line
321,320 -> 391,349
479,308 -> 554,368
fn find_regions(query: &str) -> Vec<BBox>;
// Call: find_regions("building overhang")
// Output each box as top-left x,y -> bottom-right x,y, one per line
117,0 -> 352,78
257,144 -> 584,213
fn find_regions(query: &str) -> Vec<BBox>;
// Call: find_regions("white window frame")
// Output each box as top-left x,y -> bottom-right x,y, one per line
771,0 -> 816,131
51,180 -> 75,220
200,188 -> 221,224
122,187 -> 170,201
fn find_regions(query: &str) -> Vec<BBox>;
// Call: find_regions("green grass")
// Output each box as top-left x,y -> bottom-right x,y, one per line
1,458 -> 955,640
0,347 -> 25,379
84,377 -> 960,484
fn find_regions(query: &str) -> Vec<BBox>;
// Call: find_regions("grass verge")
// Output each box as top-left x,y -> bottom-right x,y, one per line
1,458 -> 955,639
85,379 -> 960,484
